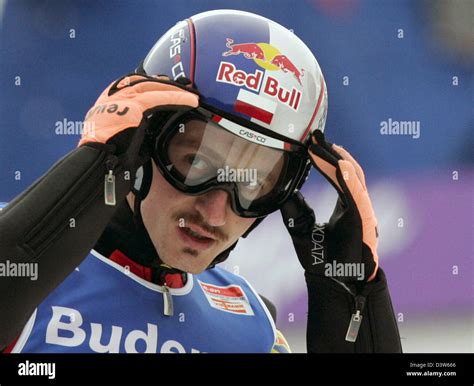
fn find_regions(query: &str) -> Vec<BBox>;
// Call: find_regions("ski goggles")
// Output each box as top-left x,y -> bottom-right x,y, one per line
151,107 -> 309,218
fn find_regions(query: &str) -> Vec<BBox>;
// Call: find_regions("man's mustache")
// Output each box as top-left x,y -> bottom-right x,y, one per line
173,212 -> 229,242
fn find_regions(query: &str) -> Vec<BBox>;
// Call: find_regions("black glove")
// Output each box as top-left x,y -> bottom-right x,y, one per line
281,130 -> 379,283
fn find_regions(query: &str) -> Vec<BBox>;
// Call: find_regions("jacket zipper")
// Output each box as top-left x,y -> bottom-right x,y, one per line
330,278 -> 368,343
104,157 -> 118,206
162,284 -> 174,317
345,294 -> 366,343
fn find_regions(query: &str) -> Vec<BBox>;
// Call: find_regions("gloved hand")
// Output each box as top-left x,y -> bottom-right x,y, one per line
79,73 -> 198,166
78,73 -> 199,205
281,130 -> 379,283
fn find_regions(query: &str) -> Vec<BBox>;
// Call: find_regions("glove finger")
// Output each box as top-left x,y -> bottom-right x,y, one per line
310,131 -> 368,206
115,74 -> 152,89
308,144 -> 345,198
133,89 -> 199,112
338,160 -> 379,280
332,144 -> 367,191
101,74 -> 152,97
338,160 -> 376,228
127,78 -> 199,95
106,75 -> 199,98
312,130 -> 343,161
80,91 -> 198,146
89,75 -> 148,104
309,130 -> 350,200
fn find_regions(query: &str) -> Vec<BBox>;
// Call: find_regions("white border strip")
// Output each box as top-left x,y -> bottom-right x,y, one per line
11,309 -> 37,353
217,117 -> 285,150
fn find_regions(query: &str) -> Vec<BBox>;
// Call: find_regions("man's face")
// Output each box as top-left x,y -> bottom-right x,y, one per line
126,161 -> 256,274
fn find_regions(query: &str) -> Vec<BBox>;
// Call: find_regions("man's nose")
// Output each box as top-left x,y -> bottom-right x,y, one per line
194,189 -> 230,227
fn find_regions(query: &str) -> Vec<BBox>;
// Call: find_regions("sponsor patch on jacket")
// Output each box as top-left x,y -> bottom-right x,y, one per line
198,281 -> 254,316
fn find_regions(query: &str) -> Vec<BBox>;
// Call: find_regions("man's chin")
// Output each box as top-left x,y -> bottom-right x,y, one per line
181,265 -> 207,275
161,250 -> 215,275
169,263 -> 208,275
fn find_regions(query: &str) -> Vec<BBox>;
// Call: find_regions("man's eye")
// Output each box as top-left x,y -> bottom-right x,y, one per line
186,155 -> 210,171
241,180 -> 264,191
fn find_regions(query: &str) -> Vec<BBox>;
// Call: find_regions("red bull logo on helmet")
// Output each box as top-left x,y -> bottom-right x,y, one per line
223,38 -> 304,85
217,38 -> 304,112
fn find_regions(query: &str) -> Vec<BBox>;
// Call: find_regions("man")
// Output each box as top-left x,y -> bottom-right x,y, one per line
0,10 -> 401,353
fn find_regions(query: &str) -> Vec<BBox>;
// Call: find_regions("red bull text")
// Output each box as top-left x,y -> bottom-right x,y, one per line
216,61 -> 302,111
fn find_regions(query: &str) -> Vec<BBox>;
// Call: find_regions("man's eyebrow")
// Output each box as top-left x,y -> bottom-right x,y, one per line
179,139 -> 225,162
256,166 -> 280,185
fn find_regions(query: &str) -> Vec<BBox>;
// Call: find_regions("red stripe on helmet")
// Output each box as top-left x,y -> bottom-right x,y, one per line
300,77 -> 325,142
234,100 -> 274,125
186,19 -> 196,83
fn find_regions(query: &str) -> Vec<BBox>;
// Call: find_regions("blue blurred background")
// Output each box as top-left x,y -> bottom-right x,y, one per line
0,0 -> 472,352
